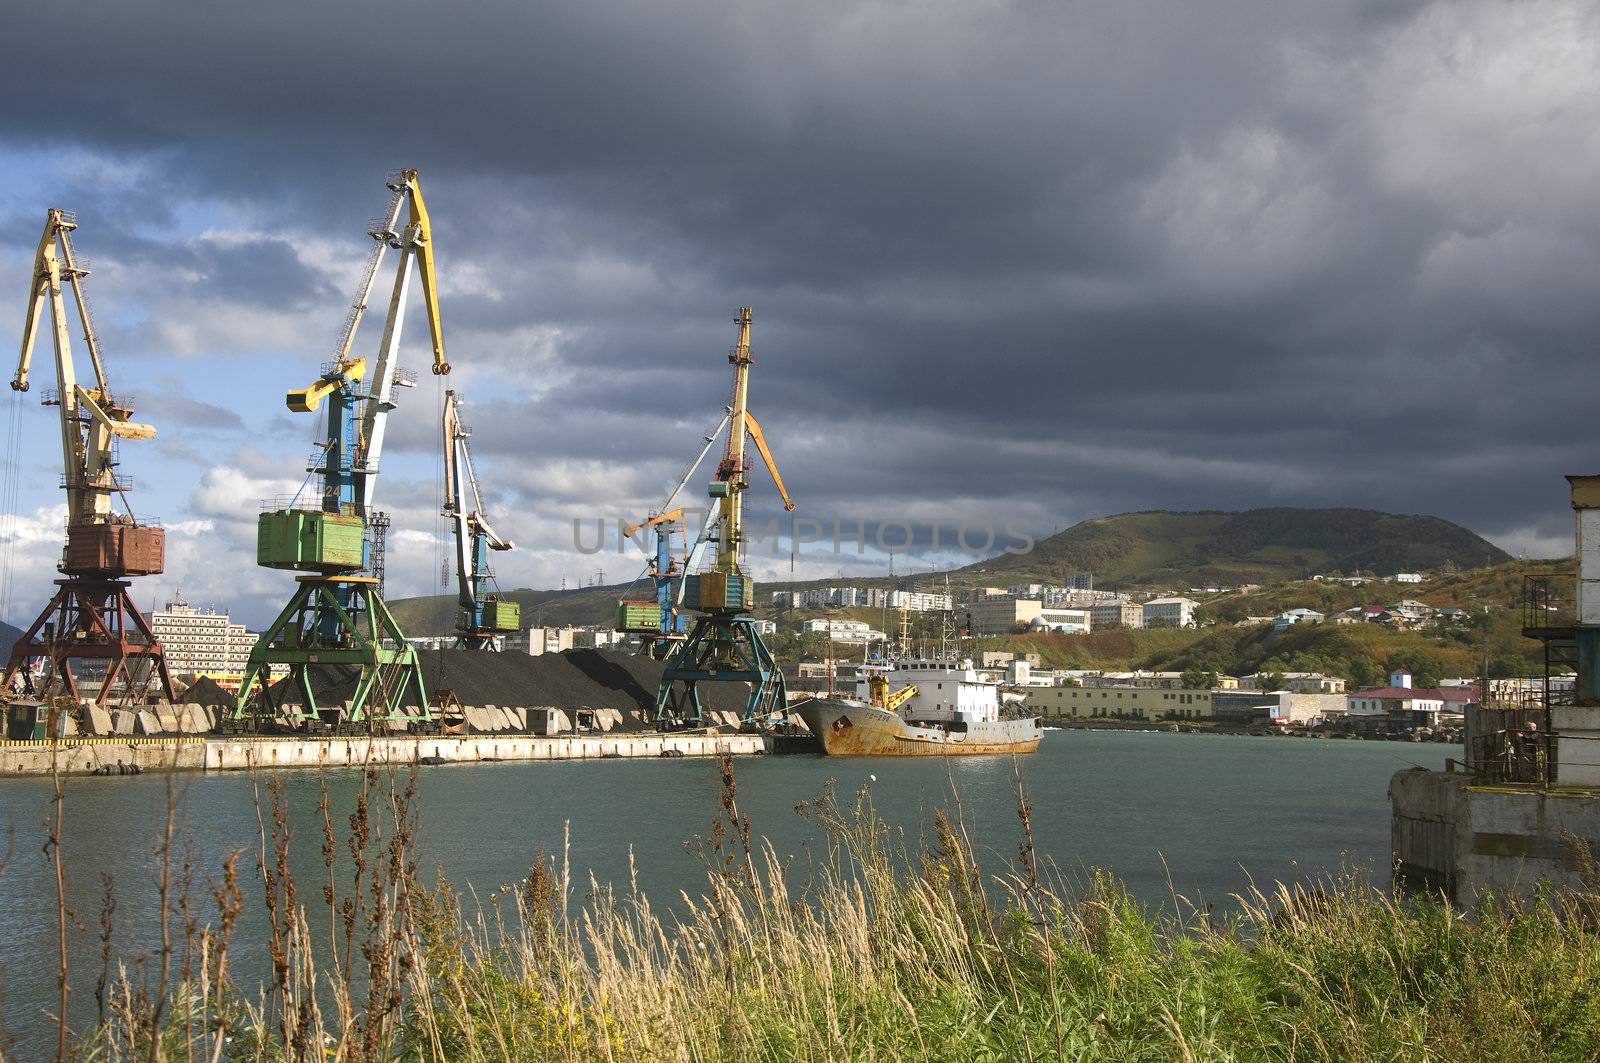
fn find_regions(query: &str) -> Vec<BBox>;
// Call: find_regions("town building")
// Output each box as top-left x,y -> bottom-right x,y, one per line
1141,597 -> 1200,628
1212,690 -> 1347,725
773,586 -> 953,612
1031,607 -> 1090,633
980,651 -> 1041,668
1026,685 -> 1214,721
1272,608 -> 1325,629
868,588 -> 953,611
149,597 -> 257,679
1346,669 -> 1470,728
1242,671 -> 1345,694
966,598 -> 1042,634
1393,572 -> 1424,583
1079,670 -> 1185,689
800,618 -> 885,644
1089,601 -> 1144,629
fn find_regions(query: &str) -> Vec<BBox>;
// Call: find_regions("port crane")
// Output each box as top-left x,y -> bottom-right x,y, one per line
233,169 -> 448,728
2,209 -> 175,705
442,388 -> 517,648
616,408 -> 731,658
656,307 -> 796,726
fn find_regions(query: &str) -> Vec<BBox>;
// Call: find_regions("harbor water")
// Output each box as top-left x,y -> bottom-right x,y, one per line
0,730 -> 1448,1051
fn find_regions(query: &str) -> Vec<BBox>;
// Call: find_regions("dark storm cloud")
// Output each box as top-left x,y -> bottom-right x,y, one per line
1,0 -> 1596,567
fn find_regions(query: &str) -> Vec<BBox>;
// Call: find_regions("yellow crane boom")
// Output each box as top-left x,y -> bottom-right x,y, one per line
743,411 -> 795,512
13,209 -> 155,525
868,674 -> 918,711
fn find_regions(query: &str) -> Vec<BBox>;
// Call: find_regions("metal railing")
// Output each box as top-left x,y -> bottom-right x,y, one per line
1469,728 -> 1549,786
1524,574 -> 1574,631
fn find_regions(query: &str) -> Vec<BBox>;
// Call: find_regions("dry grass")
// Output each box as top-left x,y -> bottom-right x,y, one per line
26,755 -> 1600,1062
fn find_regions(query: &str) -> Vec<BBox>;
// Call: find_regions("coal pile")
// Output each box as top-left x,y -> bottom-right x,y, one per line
276,649 -> 753,718
179,677 -> 235,708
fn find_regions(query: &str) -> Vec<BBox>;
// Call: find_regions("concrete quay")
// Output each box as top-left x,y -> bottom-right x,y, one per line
0,731 -> 768,777
1390,768 -> 1600,901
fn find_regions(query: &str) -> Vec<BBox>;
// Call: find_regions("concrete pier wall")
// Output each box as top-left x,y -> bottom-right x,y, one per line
0,732 -> 766,777
1389,768 -> 1463,895
1391,768 -> 1600,901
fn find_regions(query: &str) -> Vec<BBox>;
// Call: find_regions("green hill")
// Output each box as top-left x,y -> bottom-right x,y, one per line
947,508 -> 1511,590
387,507 -> 1517,635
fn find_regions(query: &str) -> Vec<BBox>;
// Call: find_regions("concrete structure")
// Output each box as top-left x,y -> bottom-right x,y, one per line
1027,685 -> 1213,721
0,731 -> 767,776
981,651 -> 1041,668
1389,474 -> 1600,902
966,597 -> 1042,634
505,627 -> 578,654
1393,572 -> 1424,583
1089,601 -> 1144,629
774,586 -> 952,612
800,618 -> 885,644
1142,597 -> 1199,628
869,588 -> 952,611
1271,608 -> 1324,629
1243,671 -> 1345,694
1213,690 -> 1347,725
149,598 -> 256,679
501,626 -> 625,654
1031,607 -> 1090,633
1347,670 -> 1470,728
1079,670 -> 1186,689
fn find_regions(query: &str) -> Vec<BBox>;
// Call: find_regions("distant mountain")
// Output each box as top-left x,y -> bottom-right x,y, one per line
386,507 -> 1514,633
946,508 -> 1512,589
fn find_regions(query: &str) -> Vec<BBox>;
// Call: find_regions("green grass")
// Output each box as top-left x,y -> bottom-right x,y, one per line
68,766 -> 1600,1062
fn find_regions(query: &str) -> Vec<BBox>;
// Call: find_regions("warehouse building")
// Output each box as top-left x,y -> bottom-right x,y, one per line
1025,685 -> 1214,721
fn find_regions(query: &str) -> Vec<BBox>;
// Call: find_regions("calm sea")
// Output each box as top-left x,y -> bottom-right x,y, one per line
0,730 -> 1448,1051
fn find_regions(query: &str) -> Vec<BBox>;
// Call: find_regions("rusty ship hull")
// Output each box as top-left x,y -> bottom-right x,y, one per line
794,698 -> 1042,756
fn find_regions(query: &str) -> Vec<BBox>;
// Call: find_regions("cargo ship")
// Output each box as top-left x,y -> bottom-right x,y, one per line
794,653 -> 1042,756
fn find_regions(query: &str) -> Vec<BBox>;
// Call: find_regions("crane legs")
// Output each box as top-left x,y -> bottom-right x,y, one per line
231,575 -> 431,730
654,614 -> 786,728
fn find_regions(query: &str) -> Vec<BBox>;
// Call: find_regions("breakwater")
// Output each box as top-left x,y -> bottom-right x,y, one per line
0,731 -> 766,776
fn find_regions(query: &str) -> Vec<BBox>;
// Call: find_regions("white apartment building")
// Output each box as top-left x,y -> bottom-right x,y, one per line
800,618 -> 886,643
150,598 -> 257,677
867,588 -> 953,611
1032,607 -> 1091,633
1142,597 -> 1200,628
775,586 -> 952,612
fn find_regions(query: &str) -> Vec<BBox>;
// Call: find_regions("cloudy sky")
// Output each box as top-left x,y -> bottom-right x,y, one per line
0,0 -> 1595,628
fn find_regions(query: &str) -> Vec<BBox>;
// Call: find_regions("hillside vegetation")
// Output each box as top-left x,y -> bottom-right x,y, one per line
947,508 -> 1510,589
980,561 -> 1568,684
386,507 -> 1521,636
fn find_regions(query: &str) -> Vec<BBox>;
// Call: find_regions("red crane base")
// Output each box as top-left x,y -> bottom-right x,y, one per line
3,578 -> 176,705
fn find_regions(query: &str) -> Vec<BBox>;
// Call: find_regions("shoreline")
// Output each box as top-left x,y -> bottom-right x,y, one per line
0,731 -> 767,777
